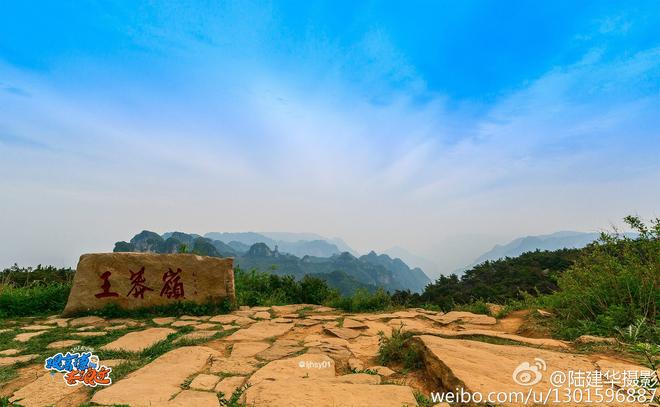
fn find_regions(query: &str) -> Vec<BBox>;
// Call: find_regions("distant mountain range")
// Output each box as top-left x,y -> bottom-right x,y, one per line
467,231 -> 635,268
384,246 -> 441,279
113,231 -> 430,294
203,232 -> 347,258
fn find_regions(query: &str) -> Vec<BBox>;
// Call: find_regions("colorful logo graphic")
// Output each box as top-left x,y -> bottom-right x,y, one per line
512,358 -> 547,386
44,351 -> 112,387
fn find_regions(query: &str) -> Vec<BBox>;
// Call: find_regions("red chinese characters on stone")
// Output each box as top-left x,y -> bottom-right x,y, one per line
95,271 -> 119,298
126,266 -> 153,299
160,268 -> 185,299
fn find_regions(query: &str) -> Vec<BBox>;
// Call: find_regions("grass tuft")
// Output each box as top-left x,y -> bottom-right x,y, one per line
377,325 -> 423,370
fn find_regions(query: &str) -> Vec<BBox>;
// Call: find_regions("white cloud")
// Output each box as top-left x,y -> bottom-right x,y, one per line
0,33 -> 659,276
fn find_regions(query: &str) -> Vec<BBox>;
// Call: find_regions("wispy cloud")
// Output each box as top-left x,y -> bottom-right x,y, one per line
0,3 -> 658,273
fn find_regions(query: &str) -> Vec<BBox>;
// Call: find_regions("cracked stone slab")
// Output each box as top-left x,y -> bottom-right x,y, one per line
15,331 -> 48,342
412,335 -> 629,406
47,340 -> 81,349
189,373 -> 221,391
244,353 -> 417,407
10,372 -> 85,407
226,322 -> 294,342
101,328 -> 176,352
169,390 -> 220,406
0,354 -> 38,367
92,346 -> 218,407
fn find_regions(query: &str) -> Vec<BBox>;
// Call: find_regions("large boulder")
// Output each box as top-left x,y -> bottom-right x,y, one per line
63,253 -> 235,315
413,335 -> 653,406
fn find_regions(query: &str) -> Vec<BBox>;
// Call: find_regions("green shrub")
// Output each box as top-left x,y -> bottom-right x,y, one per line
329,287 -> 392,312
453,300 -> 491,315
234,268 -> 338,306
0,396 -> 18,407
543,216 -> 659,341
377,325 -> 423,370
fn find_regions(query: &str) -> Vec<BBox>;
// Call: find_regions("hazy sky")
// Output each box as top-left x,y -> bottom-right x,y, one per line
1,1 -> 659,274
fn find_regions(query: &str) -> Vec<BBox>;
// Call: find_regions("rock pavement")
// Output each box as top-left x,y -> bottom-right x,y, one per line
1,305 -> 654,407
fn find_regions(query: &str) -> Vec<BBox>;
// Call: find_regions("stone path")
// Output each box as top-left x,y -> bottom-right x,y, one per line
46,339 -> 81,349
0,354 -> 38,367
101,327 -> 176,352
226,321 -> 294,341
1,305 -> 655,406
14,331 -> 47,342
91,346 -> 218,406
9,372 -> 86,407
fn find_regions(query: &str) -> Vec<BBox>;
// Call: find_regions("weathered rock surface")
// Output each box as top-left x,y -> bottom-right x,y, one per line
234,316 -> 256,326
169,390 -> 220,406
348,357 -> 364,371
324,326 -> 361,340
430,328 -> 570,348
296,319 -> 321,327
209,314 -> 239,324
253,311 -> 272,320
304,334 -> 349,347
72,331 -> 107,337
248,380 -> 417,407
248,353 -> 336,384
226,321 -> 294,341
244,353 -> 416,407
414,335 -> 651,406
14,331 -> 47,342
63,253 -> 235,314
210,356 -> 259,375
342,318 -> 368,329
174,330 -> 217,343
0,354 -> 38,367
171,320 -> 200,327
68,315 -> 105,327
46,340 -> 81,349
256,339 -> 304,361
215,376 -> 246,398
193,322 -> 219,330
21,324 -> 54,331
9,372 -> 85,407
368,365 -> 395,377
271,304 -> 308,314
430,311 -> 497,325
346,335 -> 380,358
92,346 -> 218,407
101,327 -> 175,352
308,315 -> 339,321
189,373 -> 221,391
4,306 -> 654,407
230,341 -> 271,358
153,317 -> 176,325
43,317 -> 69,327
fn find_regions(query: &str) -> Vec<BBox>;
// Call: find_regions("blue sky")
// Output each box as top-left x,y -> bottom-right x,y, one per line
1,1 -> 659,274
